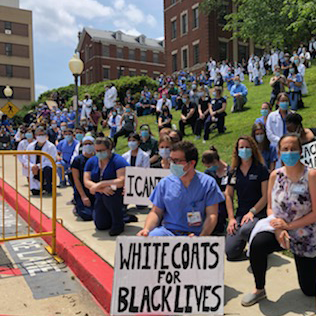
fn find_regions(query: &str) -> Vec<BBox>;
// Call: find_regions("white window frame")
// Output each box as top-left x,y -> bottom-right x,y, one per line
171,16 -> 177,40
180,10 -> 188,36
192,4 -> 199,30
192,42 -> 200,65
181,45 -> 189,69
102,66 -> 110,80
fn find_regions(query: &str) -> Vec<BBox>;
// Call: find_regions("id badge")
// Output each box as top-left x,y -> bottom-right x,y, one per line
129,115 -> 134,120
292,184 -> 305,195
221,176 -> 228,186
187,212 -> 202,227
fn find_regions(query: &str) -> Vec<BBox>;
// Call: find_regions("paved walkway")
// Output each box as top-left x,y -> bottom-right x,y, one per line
1,156 -> 315,315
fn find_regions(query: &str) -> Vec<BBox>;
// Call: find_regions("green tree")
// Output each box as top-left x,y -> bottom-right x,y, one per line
201,0 -> 316,49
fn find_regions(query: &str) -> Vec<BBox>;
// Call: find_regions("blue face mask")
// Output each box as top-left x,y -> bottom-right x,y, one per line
289,68 -> 295,74
261,109 -> 269,117
281,151 -> 301,167
112,111 -> 117,116
76,134 -> 84,142
141,130 -> 149,138
82,144 -> 95,155
65,135 -> 73,142
294,60 -> 299,65
234,81 -> 240,86
25,133 -> 33,139
170,162 -> 187,178
238,148 -> 252,160
207,165 -> 219,172
128,141 -> 138,150
126,108 -> 131,113
61,126 -> 66,131
96,151 -> 109,160
182,98 -> 187,104
159,148 -> 171,159
279,102 -> 289,110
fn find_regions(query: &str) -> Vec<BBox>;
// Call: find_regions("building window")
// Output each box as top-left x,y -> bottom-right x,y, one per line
193,7 -> 199,29
141,50 -> 147,62
171,20 -> 177,39
129,49 -> 135,60
181,13 -> 188,35
4,21 -> 12,34
141,70 -> 147,76
103,67 -> 110,80
153,53 -> 159,64
218,4 -> 229,25
6,65 -> 13,77
88,46 -> 93,59
182,48 -> 188,69
129,70 -> 136,76
171,0 -> 177,4
102,45 -> 109,57
193,44 -> 199,65
5,43 -> 12,56
172,53 -> 178,72
89,68 -> 93,83
85,70 -> 89,83
117,47 -> 123,59
117,67 -> 124,78
219,41 -> 228,61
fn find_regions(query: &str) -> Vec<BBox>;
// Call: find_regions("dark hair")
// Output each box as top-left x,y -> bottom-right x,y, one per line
278,133 -> 302,152
65,128 -> 74,134
202,146 -> 220,164
169,130 -> 183,142
289,62 -> 299,74
276,92 -> 289,104
251,123 -> 270,151
95,137 -> 113,149
285,113 -> 303,128
262,102 -> 272,111
140,124 -> 152,135
128,132 -> 141,142
158,134 -> 172,146
171,141 -> 198,166
75,126 -> 85,133
162,106 -> 170,115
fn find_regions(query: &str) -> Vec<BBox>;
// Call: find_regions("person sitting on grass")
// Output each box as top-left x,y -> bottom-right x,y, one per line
230,75 -> 248,112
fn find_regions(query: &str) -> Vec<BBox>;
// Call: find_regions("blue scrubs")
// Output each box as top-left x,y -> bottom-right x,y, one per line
84,154 -> 129,231
68,112 -> 76,129
149,171 -> 224,236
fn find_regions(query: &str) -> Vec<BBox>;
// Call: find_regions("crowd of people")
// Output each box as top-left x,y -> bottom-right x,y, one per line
5,40 -> 316,307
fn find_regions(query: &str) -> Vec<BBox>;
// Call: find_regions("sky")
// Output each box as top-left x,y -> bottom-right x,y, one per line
19,0 -> 164,100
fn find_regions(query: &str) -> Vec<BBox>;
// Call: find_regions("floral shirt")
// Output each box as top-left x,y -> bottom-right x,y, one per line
272,167 -> 316,257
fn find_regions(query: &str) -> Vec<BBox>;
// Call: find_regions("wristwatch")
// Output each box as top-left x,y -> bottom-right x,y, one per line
250,207 -> 257,215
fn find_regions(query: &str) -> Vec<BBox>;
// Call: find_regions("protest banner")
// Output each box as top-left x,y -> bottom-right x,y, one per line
301,140 -> 316,169
124,167 -> 170,205
111,236 -> 225,315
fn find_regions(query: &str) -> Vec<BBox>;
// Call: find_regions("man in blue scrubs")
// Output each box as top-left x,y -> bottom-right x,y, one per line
137,141 -> 225,237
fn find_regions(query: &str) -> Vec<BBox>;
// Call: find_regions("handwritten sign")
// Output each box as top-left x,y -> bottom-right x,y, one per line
301,140 -> 316,169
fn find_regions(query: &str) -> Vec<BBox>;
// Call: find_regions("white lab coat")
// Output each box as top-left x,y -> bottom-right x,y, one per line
122,148 -> 150,168
298,63 -> 308,95
156,98 -> 172,112
17,139 -> 31,177
104,86 -> 117,110
220,64 -> 228,77
259,58 -> 266,76
266,110 -> 288,147
270,52 -> 279,71
107,115 -> 121,130
26,140 -> 57,190
81,99 -> 93,120
247,63 -> 253,82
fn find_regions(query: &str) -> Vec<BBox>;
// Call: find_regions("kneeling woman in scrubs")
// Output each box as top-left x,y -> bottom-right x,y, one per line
84,137 -> 129,236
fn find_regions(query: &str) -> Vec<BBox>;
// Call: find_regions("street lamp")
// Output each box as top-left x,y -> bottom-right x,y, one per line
3,85 -> 13,99
68,54 -> 84,128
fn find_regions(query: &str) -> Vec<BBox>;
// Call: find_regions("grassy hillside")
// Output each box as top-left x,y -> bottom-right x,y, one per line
114,65 -> 316,171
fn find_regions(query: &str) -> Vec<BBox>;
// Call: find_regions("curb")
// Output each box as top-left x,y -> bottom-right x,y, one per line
0,180 -> 113,314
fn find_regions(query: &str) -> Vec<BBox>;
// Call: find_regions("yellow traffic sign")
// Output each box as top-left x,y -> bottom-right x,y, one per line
1,101 -> 19,118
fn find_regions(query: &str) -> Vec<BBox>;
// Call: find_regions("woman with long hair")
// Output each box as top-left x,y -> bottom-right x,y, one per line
225,135 -> 269,260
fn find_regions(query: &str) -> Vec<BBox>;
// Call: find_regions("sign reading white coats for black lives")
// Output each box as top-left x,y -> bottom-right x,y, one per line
124,167 -> 170,206
301,140 -> 316,169
111,236 -> 225,315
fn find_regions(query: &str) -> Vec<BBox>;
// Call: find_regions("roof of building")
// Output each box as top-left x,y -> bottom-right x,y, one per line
77,27 -> 164,52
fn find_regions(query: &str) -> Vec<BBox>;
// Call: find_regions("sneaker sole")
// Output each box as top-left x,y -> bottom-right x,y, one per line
241,294 -> 266,307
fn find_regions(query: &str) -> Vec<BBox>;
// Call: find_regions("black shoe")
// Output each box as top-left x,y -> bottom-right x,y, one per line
123,214 -> 138,223
57,183 -> 67,188
109,227 -> 124,236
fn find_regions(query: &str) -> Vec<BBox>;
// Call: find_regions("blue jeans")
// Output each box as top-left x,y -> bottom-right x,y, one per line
289,92 -> 299,111
57,160 -> 70,185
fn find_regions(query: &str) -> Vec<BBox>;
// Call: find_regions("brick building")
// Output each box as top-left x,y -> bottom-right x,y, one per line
77,28 -> 165,85
164,0 -> 262,74
0,0 -> 35,108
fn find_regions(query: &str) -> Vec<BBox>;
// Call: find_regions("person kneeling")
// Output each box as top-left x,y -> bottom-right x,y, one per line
137,141 -> 224,237
71,136 -> 96,221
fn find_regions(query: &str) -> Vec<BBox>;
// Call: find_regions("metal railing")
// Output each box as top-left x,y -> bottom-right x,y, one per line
0,150 -> 57,255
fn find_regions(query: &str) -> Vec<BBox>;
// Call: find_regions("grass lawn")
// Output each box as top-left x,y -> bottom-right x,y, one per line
113,63 -> 316,171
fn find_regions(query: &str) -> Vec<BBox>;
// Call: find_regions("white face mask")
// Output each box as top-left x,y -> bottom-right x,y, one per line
36,135 -> 46,143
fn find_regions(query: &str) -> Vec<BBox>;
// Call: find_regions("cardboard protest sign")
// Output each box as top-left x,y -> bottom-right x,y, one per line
124,167 -> 170,205
301,140 -> 316,169
111,236 -> 225,315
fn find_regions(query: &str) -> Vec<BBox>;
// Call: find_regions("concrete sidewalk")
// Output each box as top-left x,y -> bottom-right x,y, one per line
1,156 -> 315,315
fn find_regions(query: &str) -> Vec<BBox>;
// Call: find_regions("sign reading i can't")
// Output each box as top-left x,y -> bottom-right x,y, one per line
111,236 -> 225,315
301,140 -> 316,169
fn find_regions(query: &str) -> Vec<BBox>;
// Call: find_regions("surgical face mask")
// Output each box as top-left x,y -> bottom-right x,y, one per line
281,151 -> 301,167
182,98 -> 187,104
234,81 -> 240,86
112,111 -> 117,116
96,151 -> 109,160
294,60 -> 299,65
51,124 -> 57,129
76,133 -> 84,142
207,165 -> 219,172
125,108 -> 131,113
60,126 -> 66,131
192,84 -> 197,90
159,148 -> 171,159
289,68 -> 295,74
275,72 -> 280,77
128,141 -> 138,150
255,134 -> 265,143
141,130 -> 149,138
162,95 -> 167,99
261,109 -> 269,117
238,148 -> 252,160
25,133 -> 33,139
65,135 -> 73,142
93,107 -> 97,111
170,162 -> 187,178
279,101 -> 289,110
36,135 -> 46,143
83,144 -> 95,155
